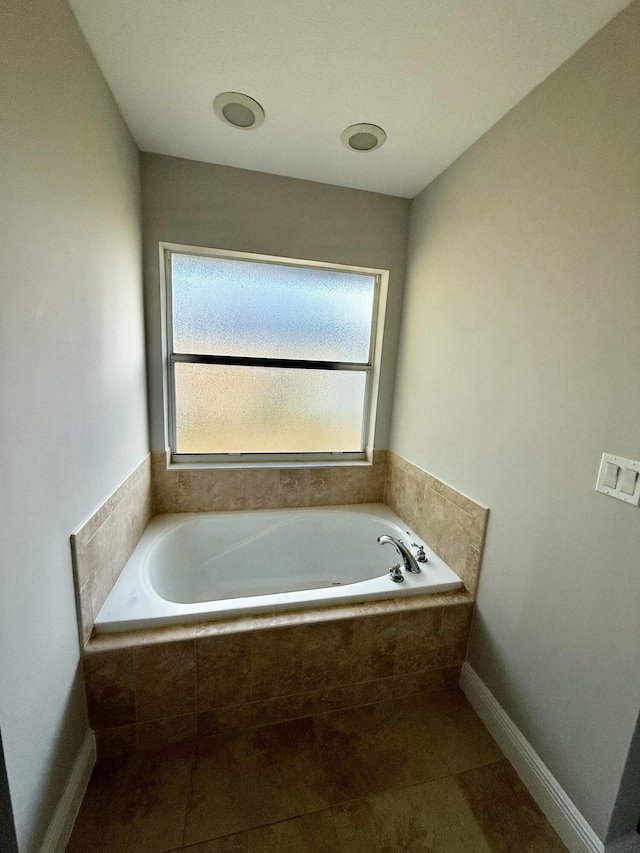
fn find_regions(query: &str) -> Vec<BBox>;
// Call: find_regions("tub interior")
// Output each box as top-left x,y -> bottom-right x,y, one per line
149,510 -> 412,603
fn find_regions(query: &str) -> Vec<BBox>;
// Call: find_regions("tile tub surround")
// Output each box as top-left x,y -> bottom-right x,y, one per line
152,450 -> 388,513
385,452 -> 489,595
71,455 -> 153,645
82,591 -> 474,757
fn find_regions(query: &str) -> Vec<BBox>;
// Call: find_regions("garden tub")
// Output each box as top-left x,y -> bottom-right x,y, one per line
95,503 -> 462,632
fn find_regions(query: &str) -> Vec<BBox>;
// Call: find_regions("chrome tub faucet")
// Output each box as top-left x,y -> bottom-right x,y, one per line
377,535 -> 422,574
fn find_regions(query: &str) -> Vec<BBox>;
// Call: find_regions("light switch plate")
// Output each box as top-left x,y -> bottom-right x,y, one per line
596,453 -> 640,506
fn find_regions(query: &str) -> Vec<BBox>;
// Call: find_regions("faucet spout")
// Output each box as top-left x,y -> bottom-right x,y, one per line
377,535 -> 421,574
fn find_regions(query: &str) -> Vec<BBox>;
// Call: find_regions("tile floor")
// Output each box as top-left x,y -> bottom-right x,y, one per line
67,687 -> 568,852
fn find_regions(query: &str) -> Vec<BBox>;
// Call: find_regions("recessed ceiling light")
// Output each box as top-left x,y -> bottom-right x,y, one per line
213,92 -> 265,130
341,123 -> 387,152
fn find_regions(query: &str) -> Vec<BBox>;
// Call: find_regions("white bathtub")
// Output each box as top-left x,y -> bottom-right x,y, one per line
94,504 -> 463,632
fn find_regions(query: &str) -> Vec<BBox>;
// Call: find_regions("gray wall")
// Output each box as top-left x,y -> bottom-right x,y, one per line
390,0 -> 640,841
0,1 -> 148,849
141,153 -> 410,452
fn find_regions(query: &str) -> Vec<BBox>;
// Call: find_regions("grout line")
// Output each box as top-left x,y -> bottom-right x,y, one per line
450,755 -> 512,782
179,736 -> 198,849
180,767 -> 461,851
191,636 -> 197,717
96,680 -> 461,758
131,645 -> 140,750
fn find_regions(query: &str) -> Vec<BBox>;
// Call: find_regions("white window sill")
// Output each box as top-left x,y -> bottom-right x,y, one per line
165,458 -> 375,471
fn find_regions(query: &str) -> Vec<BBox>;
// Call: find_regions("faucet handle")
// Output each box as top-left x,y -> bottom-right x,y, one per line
411,543 -> 428,562
389,564 -> 404,583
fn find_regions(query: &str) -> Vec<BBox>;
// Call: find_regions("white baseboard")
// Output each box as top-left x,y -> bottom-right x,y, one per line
460,662 -> 605,853
39,729 -> 95,853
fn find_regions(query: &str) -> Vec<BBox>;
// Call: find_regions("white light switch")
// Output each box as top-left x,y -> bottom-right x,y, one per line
602,463 -> 619,489
620,468 -> 638,496
596,453 -> 640,506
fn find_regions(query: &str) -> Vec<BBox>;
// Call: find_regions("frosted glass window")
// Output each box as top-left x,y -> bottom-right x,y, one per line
171,253 -> 375,363
174,363 -> 367,454
164,246 -> 385,459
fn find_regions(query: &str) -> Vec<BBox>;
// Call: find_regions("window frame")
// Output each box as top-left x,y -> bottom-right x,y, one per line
159,242 -> 389,466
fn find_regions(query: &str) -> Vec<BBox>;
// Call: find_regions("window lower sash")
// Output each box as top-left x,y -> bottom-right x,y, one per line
168,358 -> 372,457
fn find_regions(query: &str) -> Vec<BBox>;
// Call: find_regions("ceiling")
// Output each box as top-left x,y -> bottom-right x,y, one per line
69,0 -> 631,198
